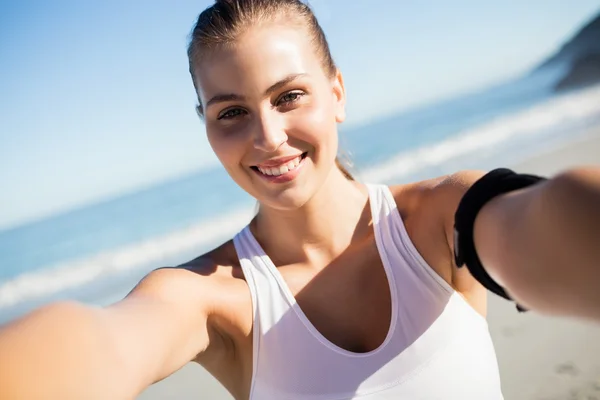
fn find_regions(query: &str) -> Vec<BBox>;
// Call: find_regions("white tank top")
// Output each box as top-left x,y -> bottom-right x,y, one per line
233,184 -> 504,399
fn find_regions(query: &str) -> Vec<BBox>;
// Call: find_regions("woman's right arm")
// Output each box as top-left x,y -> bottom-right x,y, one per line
0,265 -> 223,400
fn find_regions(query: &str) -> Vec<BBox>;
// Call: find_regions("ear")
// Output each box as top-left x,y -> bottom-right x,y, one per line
332,69 -> 346,123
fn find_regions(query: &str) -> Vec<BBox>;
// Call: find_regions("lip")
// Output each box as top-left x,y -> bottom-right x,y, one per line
251,153 -> 307,184
254,153 -> 304,168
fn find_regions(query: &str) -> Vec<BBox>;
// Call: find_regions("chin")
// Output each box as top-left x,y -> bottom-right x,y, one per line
256,182 -> 316,211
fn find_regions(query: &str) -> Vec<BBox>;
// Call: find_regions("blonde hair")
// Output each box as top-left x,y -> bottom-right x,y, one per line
187,0 -> 354,180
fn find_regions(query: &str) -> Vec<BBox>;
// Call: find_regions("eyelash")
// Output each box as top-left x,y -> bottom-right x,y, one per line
217,91 -> 306,120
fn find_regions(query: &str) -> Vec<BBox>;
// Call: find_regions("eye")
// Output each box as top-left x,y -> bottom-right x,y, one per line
277,91 -> 305,106
217,108 -> 246,120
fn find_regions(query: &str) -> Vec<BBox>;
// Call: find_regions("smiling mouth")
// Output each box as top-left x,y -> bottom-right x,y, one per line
251,152 -> 308,176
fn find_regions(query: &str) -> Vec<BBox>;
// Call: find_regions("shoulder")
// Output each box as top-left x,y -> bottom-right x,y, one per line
390,170 -> 485,229
388,170 -> 485,234
389,170 -> 485,199
115,240 -> 252,384
132,240 -> 243,303
388,170 -> 488,313
131,239 -> 253,339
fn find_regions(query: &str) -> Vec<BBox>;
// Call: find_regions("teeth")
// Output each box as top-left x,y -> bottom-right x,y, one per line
257,155 -> 303,177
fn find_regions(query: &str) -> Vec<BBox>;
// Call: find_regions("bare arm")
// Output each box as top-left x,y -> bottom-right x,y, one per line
473,167 -> 600,320
442,168 -> 600,321
0,266 -> 223,400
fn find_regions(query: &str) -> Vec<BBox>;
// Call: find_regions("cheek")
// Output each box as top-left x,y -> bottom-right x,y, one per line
206,130 -> 245,170
290,95 -> 338,146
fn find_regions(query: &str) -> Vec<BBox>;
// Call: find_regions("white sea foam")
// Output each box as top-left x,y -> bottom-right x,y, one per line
360,85 -> 600,183
0,207 -> 255,309
2,85 -> 600,311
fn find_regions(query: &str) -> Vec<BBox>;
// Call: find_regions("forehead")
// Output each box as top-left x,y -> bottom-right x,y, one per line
193,26 -> 325,102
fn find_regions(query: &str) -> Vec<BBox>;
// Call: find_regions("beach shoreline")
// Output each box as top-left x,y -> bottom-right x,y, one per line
138,130 -> 600,400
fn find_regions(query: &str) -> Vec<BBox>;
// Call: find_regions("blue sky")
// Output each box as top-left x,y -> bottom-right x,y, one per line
1,0 -> 599,230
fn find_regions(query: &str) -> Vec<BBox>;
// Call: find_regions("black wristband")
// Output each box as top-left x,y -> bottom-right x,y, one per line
453,168 -> 547,312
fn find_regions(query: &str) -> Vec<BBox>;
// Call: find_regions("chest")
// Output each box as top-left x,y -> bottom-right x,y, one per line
277,236 -> 393,353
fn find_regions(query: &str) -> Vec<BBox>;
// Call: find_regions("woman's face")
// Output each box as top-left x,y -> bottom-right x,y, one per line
192,23 -> 346,210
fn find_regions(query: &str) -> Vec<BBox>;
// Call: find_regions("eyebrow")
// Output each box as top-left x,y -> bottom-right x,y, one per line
205,73 -> 308,109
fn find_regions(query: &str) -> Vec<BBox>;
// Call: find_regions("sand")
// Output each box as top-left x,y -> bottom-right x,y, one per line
137,131 -> 600,400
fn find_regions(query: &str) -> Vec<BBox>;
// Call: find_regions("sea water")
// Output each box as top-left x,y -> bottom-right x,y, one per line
2,70 -> 600,324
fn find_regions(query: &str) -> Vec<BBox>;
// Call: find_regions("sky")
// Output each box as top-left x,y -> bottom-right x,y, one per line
1,0 -> 599,230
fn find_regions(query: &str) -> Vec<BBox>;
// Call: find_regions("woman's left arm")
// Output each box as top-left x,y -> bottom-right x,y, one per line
445,167 -> 600,322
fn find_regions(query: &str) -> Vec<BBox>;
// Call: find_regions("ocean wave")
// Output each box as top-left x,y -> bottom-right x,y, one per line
2,85 -> 600,311
359,85 -> 600,183
0,207 -> 255,309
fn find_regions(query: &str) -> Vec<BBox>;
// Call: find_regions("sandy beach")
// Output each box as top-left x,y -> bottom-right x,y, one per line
138,130 -> 600,400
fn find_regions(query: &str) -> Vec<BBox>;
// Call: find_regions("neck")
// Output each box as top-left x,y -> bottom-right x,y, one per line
252,168 -> 369,267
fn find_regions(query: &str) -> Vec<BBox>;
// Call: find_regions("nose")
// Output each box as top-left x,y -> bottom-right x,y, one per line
252,113 -> 288,153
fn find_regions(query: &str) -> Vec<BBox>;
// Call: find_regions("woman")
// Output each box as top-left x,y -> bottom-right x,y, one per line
1,1 -> 600,399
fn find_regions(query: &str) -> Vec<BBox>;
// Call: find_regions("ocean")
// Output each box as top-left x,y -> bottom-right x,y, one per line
2,68 -> 600,324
